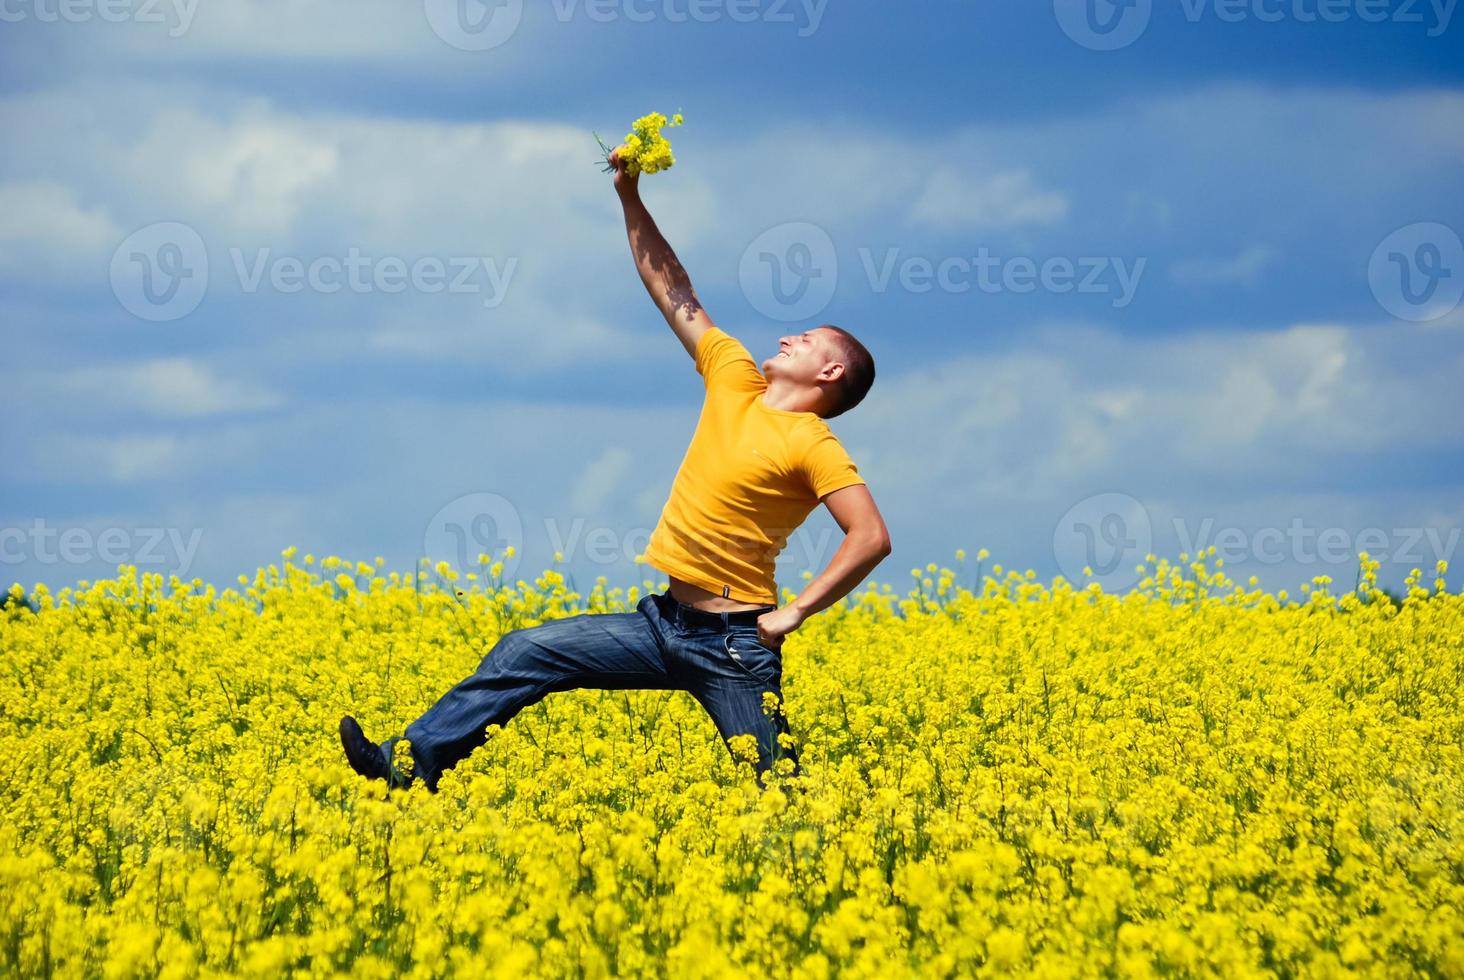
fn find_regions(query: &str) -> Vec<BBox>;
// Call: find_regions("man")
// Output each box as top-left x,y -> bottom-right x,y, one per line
339,143 -> 891,793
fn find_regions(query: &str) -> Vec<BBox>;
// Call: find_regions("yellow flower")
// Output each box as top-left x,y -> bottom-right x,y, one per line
598,110 -> 685,177
2,548 -> 1456,975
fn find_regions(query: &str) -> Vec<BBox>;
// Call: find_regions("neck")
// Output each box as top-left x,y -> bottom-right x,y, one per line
761,377 -> 820,415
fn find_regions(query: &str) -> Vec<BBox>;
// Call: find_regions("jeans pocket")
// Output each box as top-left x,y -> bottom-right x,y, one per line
723,628 -> 780,686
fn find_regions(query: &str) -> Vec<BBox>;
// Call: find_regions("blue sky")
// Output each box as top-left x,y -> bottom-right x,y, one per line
2,0 -> 1462,598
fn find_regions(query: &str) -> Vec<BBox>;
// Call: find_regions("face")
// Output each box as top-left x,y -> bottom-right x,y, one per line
761,327 -> 843,385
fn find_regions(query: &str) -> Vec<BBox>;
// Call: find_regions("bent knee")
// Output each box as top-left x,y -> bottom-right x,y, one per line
482,628 -> 547,671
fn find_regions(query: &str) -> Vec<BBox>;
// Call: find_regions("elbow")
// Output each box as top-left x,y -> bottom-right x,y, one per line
866,531 -> 892,560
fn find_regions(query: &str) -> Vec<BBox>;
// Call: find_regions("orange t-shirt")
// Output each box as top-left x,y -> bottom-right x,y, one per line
640,327 -> 867,605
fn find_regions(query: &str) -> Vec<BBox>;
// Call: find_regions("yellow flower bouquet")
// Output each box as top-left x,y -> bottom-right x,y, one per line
596,110 -> 684,177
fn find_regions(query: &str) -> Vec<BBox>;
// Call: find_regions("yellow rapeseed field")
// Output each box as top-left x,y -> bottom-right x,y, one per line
2,548 -> 1461,977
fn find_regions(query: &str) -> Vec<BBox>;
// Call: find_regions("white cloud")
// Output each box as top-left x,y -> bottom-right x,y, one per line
722,85 -> 1463,257
366,311 -> 642,371
0,180 -> 121,274
569,446 -> 634,514
166,0 -> 441,59
0,91 -> 703,369
1172,244 -> 1278,286
907,168 -> 1069,231
840,317 -> 1464,504
61,358 -> 284,418
0,87 -> 731,366
4,356 -> 282,420
51,434 -> 185,483
4,316 -> 1459,592
2,78 -> 1461,593
76,0 -> 541,66
134,111 -> 341,235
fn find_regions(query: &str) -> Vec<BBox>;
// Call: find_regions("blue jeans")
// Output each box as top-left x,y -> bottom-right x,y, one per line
382,589 -> 802,792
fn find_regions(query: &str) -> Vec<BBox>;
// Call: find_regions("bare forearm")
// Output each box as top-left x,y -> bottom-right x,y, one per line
618,188 -> 702,322
788,532 -> 891,620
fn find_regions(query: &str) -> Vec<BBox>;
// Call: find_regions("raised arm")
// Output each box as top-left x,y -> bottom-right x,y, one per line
611,144 -> 715,360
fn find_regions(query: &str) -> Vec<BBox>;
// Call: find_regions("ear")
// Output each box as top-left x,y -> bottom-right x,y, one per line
818,361 -> 846,384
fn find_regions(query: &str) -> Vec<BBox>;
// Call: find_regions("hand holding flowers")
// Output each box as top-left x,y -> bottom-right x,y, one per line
596,111 -> 684,195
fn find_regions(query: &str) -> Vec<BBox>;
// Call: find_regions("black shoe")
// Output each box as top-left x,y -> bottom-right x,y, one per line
339,715 -> 391,782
